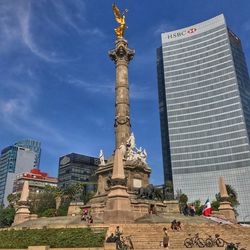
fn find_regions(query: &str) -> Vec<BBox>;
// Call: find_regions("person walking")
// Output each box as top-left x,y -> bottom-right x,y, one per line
163,227 -> 170,248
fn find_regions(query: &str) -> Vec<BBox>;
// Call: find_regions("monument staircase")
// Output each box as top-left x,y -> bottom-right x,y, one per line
11,214 -> 250,249
13,215 -> 87,228
107,218 -> 250,249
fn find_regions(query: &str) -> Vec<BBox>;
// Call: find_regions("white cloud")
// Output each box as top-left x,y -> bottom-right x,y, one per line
0,79 -> 69,150
51,0 -> 85,34
1,99 -> 21,114
0,81 -> 36,119
66,77 -> 114,95
84,28 -> 105,38
18,1 -> 65,63
51,0 -> 105,38
65,76 -> 156,101
0,0 -> 104,62
0,2 -> 21,52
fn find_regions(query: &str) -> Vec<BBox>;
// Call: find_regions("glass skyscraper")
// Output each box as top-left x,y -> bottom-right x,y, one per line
157,14 -> 250,221
0,139 -> 41,206
15,139 -> 41,169
58,153 -> 99,192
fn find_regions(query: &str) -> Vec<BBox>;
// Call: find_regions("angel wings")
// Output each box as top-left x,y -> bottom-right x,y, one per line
112,3 -> 128,39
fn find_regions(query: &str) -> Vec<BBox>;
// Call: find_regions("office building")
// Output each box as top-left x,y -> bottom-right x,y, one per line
157,14 -> 250,221
0,139 -> 41,206
58,153 -> 99,192
13,169 -> 57,194
15,139 -> 41,168
0,147 -> 36,206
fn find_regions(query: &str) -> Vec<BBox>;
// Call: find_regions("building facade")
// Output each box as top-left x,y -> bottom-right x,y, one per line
15,139 -> 41,168
157,14 -> 250,221
0,139 -> 41,206
13,169 -> 57,194
58,153 -> 99,192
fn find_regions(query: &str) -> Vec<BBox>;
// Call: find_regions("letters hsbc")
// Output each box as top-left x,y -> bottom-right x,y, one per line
167,28 -> 197,39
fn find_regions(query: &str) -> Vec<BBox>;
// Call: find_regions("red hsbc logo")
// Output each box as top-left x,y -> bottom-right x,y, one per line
188,28 -> 197,34
167,27 -> 197,39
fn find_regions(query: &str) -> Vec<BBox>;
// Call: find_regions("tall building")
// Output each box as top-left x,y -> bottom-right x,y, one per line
15,139 -> 41,168
0,139 -> 41,206
13,169 -> 57,194
58,153 -> 99,192
157,14 -> 250,221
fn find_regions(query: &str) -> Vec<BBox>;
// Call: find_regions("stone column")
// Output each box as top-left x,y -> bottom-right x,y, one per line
13,181 -> 32,226
218,176 -> 236,223
109,38 -> 135,148
103,148 -> 134,223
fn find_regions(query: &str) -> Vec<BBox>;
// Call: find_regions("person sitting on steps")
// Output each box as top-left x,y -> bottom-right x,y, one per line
171,219 -> 178,231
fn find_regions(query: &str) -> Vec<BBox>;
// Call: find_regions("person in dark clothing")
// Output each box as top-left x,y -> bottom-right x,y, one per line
171,219 -> 177,231
115,226 -> 123,240
183,204 -> 189,216
88,216 -> 93,223
190,204 -> 196,216
163,227 -> 169,248
176,221 -> 182,231
106,233 -> 116,243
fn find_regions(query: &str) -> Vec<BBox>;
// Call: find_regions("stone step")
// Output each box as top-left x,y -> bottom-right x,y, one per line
107,223 -> 250,249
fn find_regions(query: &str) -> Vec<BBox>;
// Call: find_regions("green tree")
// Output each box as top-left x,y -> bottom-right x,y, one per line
193,200 -> 203,215
179,193 -> 188,204
30,192 -> 56,217
29,183 -> 95,217
57,200 -> 71,216
226,184 -> 240,208
176,190 -> 188,213
211,200 -> 220,211
215,184 -> 239,206
7,193 -> 20,207
0,207 -> 15,228
215,184 -> 239,215
43,186 -> 66,214
82,190 -> 95,204
165,181 -> 173,191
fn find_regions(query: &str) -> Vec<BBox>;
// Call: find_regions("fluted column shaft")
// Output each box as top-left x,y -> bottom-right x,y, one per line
109,38 -> 135,148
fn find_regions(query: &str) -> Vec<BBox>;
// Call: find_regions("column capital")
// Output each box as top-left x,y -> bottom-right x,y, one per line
109,38 -> 135,63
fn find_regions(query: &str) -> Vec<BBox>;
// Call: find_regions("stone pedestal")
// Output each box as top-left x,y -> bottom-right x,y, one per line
103,148 -> 134,223
218,176 -> 236,223
95,158 -> 151,197
219,201 -> 236,223
13,205 -> 31,226
12,181 -> 34,226
67,201 -> 84,216
103,185 -> 134,223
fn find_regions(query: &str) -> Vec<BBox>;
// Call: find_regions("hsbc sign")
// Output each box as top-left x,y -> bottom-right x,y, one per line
167,27 -> 197,39
188,28 -> 197,34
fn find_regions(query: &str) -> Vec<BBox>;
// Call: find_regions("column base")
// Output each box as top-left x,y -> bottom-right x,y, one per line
103,185 -> 134,223
219,201 -> 236,223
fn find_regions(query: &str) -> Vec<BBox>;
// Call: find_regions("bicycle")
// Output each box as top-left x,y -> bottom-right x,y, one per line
225,242 -> 246,250
116,235 -> 134,250
205,233 -> 225,247
184,233 -> 206,248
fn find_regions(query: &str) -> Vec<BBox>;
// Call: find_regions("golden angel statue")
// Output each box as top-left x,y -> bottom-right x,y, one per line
112,3 -> 128,39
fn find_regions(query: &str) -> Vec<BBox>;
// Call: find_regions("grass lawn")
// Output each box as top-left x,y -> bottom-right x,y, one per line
0,227 -> 106,249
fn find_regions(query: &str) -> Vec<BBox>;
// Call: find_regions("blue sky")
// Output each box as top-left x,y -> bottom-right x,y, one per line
0,0 -> 250,184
